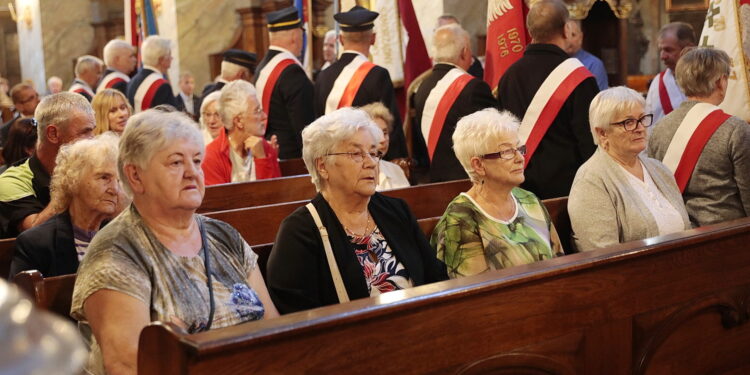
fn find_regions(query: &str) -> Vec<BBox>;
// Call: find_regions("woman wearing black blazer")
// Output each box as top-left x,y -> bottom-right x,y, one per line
267,108 -> 447,314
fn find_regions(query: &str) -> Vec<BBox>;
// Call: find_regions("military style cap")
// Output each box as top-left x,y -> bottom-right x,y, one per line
334,5 -> 379,32
223,49 -> 257,70
266,6 -> 302,32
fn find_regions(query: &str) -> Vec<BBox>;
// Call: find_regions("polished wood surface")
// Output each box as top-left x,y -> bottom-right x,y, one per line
278,158 -> 308,177
13,270 -> 76,320
204,179 -> 472,245
199,175 -> 315,214
139,217 -> 750,374
0,238 -> 14,280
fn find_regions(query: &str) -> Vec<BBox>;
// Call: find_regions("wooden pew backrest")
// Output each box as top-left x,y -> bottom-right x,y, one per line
199,175 -> 315,213
0,238 -> 14,280
278,158 -> 308,177
13,270 -> 77,320
138,217 -> 750,375
204,179 -> 472,245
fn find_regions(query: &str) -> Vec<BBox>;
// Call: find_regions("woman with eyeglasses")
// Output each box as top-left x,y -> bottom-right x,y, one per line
568,86 -> 689,252
266,107 -> 447,314
198,91 -> 224,145
431,108 -> 563,279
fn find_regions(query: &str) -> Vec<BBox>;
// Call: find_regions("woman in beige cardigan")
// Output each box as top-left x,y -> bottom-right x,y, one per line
568,86 -> 690,251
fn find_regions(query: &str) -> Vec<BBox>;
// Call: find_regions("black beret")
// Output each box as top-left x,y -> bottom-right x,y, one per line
334,5 -> 379,32
223,49 -> 257,70
266,6 -> 302,32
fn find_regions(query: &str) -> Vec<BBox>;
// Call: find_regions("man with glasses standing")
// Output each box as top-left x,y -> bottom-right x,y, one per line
413,24 -> 496,182
648,47 -> 750,227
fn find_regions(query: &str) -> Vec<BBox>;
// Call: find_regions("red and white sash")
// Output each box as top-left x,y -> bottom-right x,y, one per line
658,71 -> 674,115
68,80 -> 95,98
324,54 -> 376,114
256,50 -> 300,115
133,72 -> 167,113
420,68 -> 473,161
96,71 -> 130,92
518,58 -> 593,166
661,103 -> 731,192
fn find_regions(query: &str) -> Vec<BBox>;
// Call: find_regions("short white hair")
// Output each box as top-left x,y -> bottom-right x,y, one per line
217,80 -> 257,130
47,76 -> 62,86
302,107 -> 383,191
220,61 -> 249,80
118,110 -> 203,195
103,39 -> 133,67
35,92 -> 94,144
199,91 -> 222,130
51,133 -> 120,211
324,29 -> 336,42
432,24 -> 469,64
141,35 -> 172,67
452,108 -> 520,183
588,86 -> 645,145
74,55 -> 103,77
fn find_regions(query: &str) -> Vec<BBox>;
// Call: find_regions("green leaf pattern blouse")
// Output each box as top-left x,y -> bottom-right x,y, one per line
431,188 -> 563,278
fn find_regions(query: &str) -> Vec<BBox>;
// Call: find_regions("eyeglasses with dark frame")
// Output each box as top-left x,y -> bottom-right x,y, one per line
481,145 -> 527,160
325,150 -> 383,163
609,114 -> 654,131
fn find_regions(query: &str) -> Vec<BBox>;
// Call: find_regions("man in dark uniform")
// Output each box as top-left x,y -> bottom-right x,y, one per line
414,24 -> 496,182
97,39 -> 137,95
254,6 -> 314,159
497,0 -> 598,199
437,14 -> 484,80
199,49 -> 256,110
314,6 -> 407,160
68,55 -> 103,102
126,35 -> 177,112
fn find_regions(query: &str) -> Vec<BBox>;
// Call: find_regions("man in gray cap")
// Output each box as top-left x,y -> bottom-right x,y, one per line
254,6 -> 314,159
313,5 -> 406,159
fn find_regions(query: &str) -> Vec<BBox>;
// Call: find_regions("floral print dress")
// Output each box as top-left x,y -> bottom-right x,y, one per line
349,227 -> 413,296
431,188 -> 564,278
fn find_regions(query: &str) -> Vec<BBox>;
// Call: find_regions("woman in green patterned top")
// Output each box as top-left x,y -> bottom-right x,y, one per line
431,108 -> 564,278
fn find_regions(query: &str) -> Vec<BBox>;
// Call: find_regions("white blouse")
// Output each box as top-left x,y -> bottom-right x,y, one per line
620,162 -> 685,236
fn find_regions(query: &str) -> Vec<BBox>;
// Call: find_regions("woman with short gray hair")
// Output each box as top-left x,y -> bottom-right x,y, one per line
202,79 -> 280,185
71,109 -> 278,375
267,107 -> 446,314
569,86 -> 690,251
198,91 -> 223,144
10,133 -> 125,278
431,108 -> 563,279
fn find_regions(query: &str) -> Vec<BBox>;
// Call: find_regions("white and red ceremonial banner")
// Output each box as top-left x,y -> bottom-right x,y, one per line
484,0 -> 529,91
370,0 -> 405,85
518,58 -> 592,166
398,0 -> 432,91
661,103 -> 732,191
420,68 -> 474,160
699,0 -> 750,121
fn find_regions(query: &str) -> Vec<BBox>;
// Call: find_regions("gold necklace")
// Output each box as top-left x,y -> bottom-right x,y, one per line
344,213 -> 371,237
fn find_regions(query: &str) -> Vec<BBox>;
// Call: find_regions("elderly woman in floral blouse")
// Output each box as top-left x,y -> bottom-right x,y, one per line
431,108 -> 564,278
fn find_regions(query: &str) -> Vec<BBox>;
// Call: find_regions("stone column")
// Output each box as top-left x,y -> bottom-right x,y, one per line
15,0 -> 45,91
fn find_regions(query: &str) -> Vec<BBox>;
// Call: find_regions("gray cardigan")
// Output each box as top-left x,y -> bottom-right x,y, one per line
568,148 -> 690,251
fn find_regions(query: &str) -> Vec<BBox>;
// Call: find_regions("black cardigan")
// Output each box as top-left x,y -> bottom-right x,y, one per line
266,193 -> 447,314
10,211 -> 79,278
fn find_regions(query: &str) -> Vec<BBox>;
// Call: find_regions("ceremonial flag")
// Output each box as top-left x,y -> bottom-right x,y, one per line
296,0 -> 314,78
398,0 -> 431,91
484,0 -> 529,91
699,0 -> 750,121
371,0 -> 405,84
124,0 -> 159,65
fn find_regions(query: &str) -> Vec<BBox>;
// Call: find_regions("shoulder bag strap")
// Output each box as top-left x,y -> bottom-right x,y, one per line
305,203 -> 350,303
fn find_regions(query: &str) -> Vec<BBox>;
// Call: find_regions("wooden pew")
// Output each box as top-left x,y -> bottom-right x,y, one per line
204,179 -> 472,245
278,158 -> 308,177
13,270 -> 77,319
199,175 -> 316,214
138,217 -> 750,374
0,238 -> 14,280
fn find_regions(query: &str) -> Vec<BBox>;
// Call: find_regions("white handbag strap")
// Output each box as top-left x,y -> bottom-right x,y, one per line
306,203 -> 350,303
